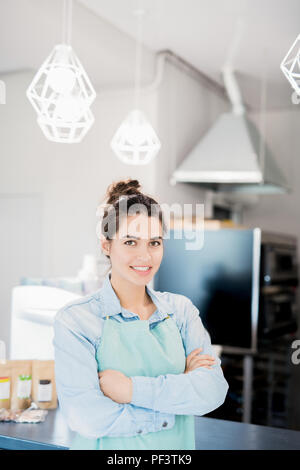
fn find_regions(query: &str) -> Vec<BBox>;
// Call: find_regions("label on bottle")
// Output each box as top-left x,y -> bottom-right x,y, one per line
0,377 -> 10,400
38,380 -> 52,402
17,375 -> 32,399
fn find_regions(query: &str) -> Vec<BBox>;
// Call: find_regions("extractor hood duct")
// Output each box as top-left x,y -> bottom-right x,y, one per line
171,67 -> 289,194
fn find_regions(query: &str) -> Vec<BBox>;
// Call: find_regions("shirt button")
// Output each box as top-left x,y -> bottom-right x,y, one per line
162,421 -> 168,427
137,429 -> 142,434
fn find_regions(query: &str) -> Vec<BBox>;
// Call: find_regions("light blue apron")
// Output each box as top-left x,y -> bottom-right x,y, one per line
70,314 -> 195,450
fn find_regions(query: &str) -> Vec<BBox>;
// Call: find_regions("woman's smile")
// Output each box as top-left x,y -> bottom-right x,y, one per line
130,266 -> 153,276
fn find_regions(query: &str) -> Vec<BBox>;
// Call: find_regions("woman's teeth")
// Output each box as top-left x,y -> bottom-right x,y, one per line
131,266 -> 151,271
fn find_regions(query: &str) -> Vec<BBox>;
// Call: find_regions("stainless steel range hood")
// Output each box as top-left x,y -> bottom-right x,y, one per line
171,68 -> 289,194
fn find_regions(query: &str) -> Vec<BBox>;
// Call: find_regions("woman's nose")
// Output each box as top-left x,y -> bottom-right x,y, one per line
136,246 -> 152,261
136,254 -> 152,263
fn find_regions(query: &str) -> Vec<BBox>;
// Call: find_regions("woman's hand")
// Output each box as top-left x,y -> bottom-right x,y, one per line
98,369 -> 133,404
184,348 -> 216,373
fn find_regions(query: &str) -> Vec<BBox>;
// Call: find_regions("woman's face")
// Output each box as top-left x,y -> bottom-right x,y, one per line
101,213 -> 164,286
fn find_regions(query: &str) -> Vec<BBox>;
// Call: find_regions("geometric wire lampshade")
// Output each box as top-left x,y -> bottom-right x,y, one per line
280,34 -> 300,95
26,44 -> 96,143
37,105 -> 95,144
110,109 -> 161,165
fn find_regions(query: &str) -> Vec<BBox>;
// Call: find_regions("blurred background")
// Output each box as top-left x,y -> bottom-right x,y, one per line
1,0 -> 300,433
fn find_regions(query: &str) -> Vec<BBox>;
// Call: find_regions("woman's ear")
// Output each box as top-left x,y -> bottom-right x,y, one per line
100,236 -> 111,257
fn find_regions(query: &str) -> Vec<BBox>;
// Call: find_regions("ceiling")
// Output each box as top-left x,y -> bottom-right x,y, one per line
0,0 -> 299,110
78,0 -> 300,110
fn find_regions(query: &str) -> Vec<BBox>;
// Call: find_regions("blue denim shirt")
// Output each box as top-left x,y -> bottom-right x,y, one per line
53,272 -> 229,439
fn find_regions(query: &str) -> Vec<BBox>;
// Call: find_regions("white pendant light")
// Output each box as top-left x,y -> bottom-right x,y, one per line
26,0 -> 96,143
280,34 -> 300,95
110,7 -> 161,164
111,109 -> 161,165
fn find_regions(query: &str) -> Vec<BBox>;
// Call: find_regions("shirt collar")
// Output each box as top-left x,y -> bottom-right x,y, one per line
97,271 -> 174,320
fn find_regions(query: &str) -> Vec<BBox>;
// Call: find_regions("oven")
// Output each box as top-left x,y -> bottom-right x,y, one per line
258,232 -> 299,343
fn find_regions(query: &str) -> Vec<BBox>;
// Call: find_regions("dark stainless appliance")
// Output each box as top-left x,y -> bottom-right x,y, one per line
258,232 -> 299,343
154,228 -> 299,353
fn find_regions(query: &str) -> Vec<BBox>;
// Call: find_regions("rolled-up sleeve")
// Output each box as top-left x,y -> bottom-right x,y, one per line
53,310 -> 175,439
130,298 -> 229,416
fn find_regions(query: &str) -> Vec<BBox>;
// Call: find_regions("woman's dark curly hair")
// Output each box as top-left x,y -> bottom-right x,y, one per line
98,178 -> 167,259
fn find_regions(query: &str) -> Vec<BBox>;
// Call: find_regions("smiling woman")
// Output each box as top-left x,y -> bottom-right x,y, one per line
98,179 -> 166,318
53,178 -> 229,450
99,180 -> 165,297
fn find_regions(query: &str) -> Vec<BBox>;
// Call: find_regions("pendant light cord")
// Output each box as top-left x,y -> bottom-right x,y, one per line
259,58 -> 267,176
62,0 -> 73,45
133,5 -> 144,110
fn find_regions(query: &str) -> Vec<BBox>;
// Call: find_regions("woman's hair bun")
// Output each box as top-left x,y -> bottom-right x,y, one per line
106,178 -> 141,205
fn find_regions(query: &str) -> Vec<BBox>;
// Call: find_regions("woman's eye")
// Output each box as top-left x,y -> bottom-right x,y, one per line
124,240 -> 161,247
124,240 -> 136,246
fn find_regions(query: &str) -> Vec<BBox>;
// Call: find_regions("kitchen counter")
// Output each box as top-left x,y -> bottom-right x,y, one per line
0,408 -> 300,450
